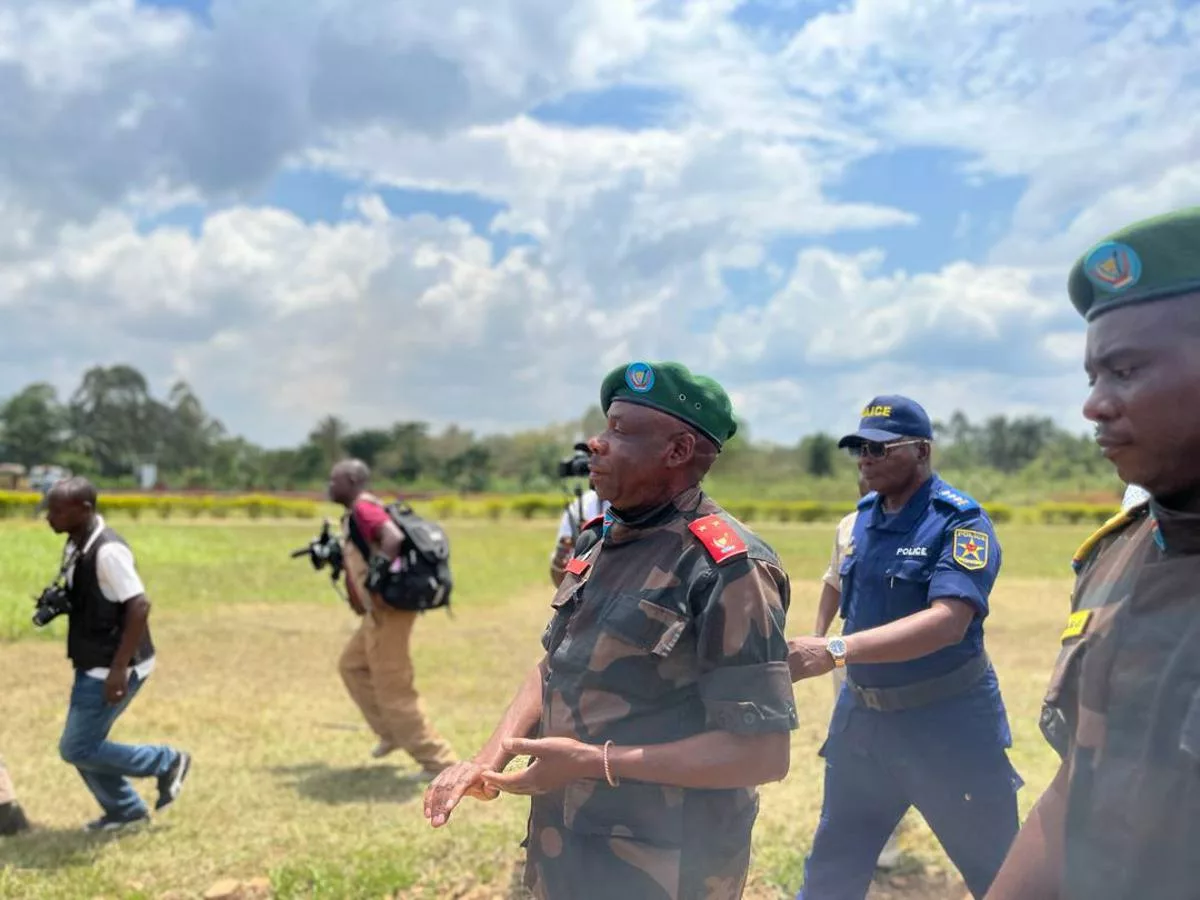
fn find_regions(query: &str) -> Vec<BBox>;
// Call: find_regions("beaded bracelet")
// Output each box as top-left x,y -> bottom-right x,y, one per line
602,740 -> 620,787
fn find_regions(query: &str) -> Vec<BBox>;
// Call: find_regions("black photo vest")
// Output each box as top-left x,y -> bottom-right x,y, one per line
66,527 -> 155,671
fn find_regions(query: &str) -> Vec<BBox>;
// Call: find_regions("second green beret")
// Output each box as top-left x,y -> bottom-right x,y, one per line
1068,206 -> 1200,321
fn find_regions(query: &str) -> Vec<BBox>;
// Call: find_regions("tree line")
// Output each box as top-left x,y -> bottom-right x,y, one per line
0,364 -> 1116,499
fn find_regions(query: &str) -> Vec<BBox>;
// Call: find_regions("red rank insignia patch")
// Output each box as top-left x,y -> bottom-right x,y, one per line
688,514 -> 748,563
566,557 -> 590,576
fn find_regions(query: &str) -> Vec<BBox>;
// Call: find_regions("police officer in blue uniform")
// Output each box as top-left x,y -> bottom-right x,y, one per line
787,396 -> 1021,900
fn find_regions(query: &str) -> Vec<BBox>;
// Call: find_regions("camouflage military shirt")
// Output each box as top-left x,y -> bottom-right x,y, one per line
523,485 -> 798,900
1041,499 -> 1200,899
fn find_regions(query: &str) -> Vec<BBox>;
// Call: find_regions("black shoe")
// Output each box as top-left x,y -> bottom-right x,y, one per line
83,810 -> 149,832
0,802 -> 29,836
156,750 -> 192,811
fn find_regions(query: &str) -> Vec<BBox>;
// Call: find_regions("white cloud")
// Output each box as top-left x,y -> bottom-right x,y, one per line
0,0 -> 1196,448
775,0 -> 1200,264
0,0 -> 189,94
709,248 -> 1061,369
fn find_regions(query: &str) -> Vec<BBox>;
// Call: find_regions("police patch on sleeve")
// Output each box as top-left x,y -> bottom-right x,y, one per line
952,529 -> 989,571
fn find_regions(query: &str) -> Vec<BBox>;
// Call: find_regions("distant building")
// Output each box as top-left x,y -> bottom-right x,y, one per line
0,463 -> 25,490
27,465 -> 69,494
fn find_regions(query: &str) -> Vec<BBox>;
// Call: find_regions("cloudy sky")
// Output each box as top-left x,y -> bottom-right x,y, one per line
2,0 -> 1198,448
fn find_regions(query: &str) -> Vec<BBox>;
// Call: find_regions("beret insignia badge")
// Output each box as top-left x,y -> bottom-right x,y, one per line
1083,241 -> 1142,292
624,361 -> 655,393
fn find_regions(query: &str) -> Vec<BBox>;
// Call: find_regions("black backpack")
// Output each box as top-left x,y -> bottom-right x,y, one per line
348,500 -> 453,613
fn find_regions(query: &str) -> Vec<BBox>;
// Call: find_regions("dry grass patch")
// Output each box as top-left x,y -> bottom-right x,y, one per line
0,518 -> 1090,898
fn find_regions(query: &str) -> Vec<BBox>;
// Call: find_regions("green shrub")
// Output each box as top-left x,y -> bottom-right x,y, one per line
0,491 -> 321,521
984,503 -> 1014,524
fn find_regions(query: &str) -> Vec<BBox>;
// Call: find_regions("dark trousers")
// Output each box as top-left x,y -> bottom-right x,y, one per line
795,733 -> 1020,900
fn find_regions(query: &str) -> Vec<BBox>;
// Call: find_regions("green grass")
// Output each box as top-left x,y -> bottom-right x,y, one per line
0,517 -> 1095,899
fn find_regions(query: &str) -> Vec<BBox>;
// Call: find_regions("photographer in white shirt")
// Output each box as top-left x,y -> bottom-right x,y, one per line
43,478 -> 191,831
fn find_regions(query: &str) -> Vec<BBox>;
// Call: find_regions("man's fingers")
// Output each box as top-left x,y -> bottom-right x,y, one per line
424,772 -> 472,827
482,766 -> 538,795
501,737 -> 541,757
463,781 -> 500,801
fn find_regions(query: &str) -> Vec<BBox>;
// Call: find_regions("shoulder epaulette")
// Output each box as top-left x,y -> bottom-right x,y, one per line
688,513 -> 748,564
931,484 -> 980,513
1071,502 -> 1148,573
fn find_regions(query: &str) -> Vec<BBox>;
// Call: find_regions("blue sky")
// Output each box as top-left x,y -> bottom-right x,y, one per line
4,0 -> 1200,447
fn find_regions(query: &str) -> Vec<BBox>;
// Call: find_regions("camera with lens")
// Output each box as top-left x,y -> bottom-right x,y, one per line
290,519 -> 344,582
557,442 -> 592,479
32,580 -> 72,628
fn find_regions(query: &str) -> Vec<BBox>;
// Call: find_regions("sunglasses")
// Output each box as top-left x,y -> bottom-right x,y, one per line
845,439 -> 927,459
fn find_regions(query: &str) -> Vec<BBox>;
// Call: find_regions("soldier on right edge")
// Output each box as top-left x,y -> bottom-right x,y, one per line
986,206 -> 1200,899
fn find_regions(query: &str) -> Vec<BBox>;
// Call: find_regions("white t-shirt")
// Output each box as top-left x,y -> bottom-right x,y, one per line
556,490 -> 609,542
63,515 -> 156,681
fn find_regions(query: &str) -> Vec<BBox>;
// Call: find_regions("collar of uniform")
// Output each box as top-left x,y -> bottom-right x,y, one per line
68,515 -> 106,557
1148,499 -> 1200,555
604,485 -> 703,544
865,474 -> 936,532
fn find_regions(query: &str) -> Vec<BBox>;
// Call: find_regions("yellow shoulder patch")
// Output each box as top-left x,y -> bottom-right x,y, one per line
1070,506 -> 1142,572
1061,609 -> 1092,643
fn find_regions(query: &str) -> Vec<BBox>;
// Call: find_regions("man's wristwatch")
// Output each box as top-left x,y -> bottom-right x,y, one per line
826,636 -> 848,668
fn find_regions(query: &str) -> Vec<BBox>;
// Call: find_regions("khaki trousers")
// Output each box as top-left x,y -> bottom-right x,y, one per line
0,756 -> 15,805
338,604 -> 456,773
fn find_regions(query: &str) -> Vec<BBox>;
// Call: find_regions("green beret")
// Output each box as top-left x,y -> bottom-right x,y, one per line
1068,206 -> 1200,321
599,361 -> 737,448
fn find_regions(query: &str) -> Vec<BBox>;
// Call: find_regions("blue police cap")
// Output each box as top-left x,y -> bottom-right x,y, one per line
836,395 -> 933,447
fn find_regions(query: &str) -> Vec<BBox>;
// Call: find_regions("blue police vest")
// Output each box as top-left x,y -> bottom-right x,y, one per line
838,474 -> 999,688
825,475 -> 1013,752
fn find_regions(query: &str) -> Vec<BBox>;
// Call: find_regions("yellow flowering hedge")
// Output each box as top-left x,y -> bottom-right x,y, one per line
0,491 -> 1121,526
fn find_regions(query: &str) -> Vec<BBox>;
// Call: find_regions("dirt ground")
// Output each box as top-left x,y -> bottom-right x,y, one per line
396,857 -> 968,900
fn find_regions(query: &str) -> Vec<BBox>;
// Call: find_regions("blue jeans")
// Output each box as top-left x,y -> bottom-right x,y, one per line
59,669 -> 177,819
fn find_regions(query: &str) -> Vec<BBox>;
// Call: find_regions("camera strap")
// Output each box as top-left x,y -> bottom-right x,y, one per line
55,545 -> 81,586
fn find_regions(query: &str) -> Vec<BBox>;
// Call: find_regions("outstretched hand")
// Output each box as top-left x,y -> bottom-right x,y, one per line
480,737 -> 602,796
423,761 -> 500,828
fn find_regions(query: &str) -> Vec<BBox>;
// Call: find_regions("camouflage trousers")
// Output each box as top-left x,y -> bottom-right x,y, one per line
523,780 -> 757,900
338,605 -> 457,773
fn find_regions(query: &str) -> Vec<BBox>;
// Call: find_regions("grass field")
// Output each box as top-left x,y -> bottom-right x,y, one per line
0,514 -> 1093,900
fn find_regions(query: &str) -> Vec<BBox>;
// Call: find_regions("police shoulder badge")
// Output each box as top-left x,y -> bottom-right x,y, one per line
952,528 -> 989,571
933,486 -> 978,512
624,361 -> 655,393
689,514 -> 748,563
1083,241 -> 1142,293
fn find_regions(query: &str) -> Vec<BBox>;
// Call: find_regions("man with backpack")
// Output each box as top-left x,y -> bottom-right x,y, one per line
328,459 -> 457,778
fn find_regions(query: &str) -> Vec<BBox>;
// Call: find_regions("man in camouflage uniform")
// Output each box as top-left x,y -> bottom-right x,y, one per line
985,207 -> 1200,900
424,360 -> 798,900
